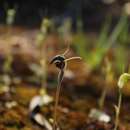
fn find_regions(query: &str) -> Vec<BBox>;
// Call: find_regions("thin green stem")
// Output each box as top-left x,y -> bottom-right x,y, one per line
98,87 -> 107,110
114,88 -> 122,130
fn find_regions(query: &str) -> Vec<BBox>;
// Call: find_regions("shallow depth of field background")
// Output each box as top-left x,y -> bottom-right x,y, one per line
0,0 -> 130,130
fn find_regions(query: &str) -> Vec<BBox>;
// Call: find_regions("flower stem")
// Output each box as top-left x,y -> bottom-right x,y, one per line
53,70 -> 64,130
114,88 -> 122,130
98,87 -> 107,110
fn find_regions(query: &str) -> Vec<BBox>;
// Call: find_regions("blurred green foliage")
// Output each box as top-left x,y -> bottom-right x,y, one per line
73,13 -> 129,73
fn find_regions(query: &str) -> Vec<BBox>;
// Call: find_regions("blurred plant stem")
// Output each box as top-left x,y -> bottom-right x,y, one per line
6,8 -> 16,35
114,88 -> 122,130
0,54 -> 13,94
36,18 -> 51,92
98,58 -> 114,110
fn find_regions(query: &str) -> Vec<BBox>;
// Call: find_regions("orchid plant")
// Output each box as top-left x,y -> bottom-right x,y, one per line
50,47 -> 81,130
114,73 -> 130,130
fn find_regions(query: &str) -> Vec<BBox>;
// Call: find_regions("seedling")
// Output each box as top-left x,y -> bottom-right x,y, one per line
114,73 -> 130,130
50,47 -> 81,130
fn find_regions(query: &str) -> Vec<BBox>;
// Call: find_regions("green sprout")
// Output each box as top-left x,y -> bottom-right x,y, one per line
50,47 -> 81,130
114,73 -> 130,130
6,8 -> 16,26
36,18 -> 51,48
